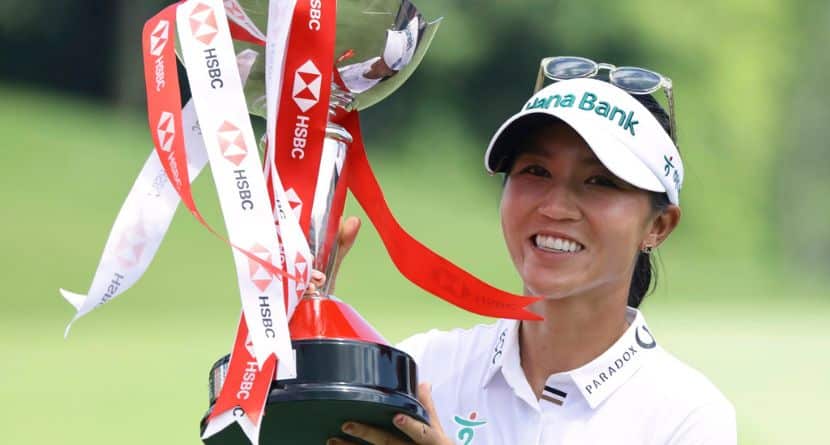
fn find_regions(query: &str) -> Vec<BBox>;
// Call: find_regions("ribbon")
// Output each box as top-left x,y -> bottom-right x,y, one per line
59,47 -> 259,334
271,0 -> 337,234
202,314 -> 276,444
175,0 -> 298,372
338,111 -> 541,320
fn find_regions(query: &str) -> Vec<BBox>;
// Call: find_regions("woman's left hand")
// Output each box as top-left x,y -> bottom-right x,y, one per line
327,382 -> 453,445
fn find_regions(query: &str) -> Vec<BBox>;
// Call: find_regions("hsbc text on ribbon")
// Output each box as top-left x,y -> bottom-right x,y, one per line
203,48 -> 225,89
291,115 -> 310,159
258,296 -> 277,339
308,0 -> 322,31
233,170 -> 255,210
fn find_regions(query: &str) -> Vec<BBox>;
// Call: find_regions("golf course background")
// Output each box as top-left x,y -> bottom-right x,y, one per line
2,0 -> 829,444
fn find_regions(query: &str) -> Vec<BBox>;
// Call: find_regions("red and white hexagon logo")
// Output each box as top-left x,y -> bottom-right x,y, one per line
248,243 -> 274,292
189,3 -> 219,45
292,60 -> 321,112
244,334 -> 256,358
149,20 -> 170,57
223,0 -> 246,23
217,121 -> 248,165
115,221 -> 147,269
294,252 -> 308,284
285,188 -> 303,221
156,111 -> 176,152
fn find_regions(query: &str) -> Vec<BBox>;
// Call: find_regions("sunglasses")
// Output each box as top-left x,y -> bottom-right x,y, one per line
534,56 -> 677,143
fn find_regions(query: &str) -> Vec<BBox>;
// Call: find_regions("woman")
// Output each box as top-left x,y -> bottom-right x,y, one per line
320,57 -> 736,445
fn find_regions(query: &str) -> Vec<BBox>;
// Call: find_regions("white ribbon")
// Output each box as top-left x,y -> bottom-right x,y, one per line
263,0 -> 312,358
223,0 -> 267,42
59,50 -> 259,337
176,0 -> 300,372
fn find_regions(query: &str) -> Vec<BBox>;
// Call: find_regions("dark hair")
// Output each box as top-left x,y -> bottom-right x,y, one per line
501,93 -> 675,308
627,93 -> 673,308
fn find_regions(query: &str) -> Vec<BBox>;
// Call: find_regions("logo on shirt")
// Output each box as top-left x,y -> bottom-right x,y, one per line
635,325 -> 656,349
583,324 -> 657,396
491,329 -> 507,364
453,411 -> 486,445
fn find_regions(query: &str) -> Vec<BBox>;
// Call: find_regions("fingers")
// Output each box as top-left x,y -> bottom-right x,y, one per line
326,438 -> 359,445
391,414 -> 433,443
304,269 -> 326,298
329,216 -> 361,295
415,382 -> 446,437
336,421 -> 407,445
338,216 -> 361,255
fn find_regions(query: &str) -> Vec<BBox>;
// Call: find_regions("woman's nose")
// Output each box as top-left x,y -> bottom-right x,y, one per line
537,183 -> 581,221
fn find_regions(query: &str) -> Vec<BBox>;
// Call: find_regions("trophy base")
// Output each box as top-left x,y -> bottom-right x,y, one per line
201,339 -> 427,445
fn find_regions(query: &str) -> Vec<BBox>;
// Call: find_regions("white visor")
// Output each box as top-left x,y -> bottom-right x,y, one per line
485,78 -> 683,205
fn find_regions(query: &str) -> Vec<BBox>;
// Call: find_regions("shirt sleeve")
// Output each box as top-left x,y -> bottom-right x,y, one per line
666,398 -> 737,445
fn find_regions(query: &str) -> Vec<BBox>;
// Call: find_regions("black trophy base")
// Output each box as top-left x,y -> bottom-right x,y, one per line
201,339 -> 428,445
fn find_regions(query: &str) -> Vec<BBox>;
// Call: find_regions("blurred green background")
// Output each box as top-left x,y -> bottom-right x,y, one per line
1,0 -> 828,444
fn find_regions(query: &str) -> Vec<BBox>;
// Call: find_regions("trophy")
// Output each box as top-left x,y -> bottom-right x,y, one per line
200,1 -> 441,443
61,2 -> 534,444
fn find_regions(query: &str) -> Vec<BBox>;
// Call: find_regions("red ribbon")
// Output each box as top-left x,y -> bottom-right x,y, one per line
271,0 -> 338,234
337,111 -> 541,320
209,315 -> 276,424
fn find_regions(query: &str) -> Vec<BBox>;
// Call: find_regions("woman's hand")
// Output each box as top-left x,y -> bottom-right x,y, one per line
326,382 -> 453,445
302,216 -> 361,297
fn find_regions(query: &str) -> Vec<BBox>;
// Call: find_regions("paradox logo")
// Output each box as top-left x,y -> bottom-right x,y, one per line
292,60 -> 321,112
285,188 -> 303,221
248,243 -> 274,292
189,2 -> 219,45
217,121 -> 248,165
635,325 -> 657,349
157,111 -> 176,152
149,20 -> 170,57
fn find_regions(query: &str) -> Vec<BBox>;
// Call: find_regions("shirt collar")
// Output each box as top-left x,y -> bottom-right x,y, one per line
480,307 -> 659,410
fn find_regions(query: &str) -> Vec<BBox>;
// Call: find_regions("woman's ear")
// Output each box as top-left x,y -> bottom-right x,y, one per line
643,204 -> 681,249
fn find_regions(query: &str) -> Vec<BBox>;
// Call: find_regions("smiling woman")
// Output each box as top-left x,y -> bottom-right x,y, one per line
325,63 -> 736,445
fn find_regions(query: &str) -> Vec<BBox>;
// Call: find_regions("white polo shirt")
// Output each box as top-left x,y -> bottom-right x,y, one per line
397,308 -> 736,445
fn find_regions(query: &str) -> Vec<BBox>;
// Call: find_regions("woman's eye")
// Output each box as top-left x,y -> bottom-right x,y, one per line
586,175 -> 620,188
518,164 -> 550,177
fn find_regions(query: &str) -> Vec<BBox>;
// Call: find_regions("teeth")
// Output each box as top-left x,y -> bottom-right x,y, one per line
535,235 -> 583,253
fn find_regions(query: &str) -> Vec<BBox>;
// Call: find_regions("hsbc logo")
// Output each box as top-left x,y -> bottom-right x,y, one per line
248,243 -> 274,292
149,20 -> 170,57
157,111 -> 176,152
244,335 -> 256,358
223,0 -> 246,21
116,221 -> 147,269
292,60 -> 321,112
150,20 -> 169,91
189,3 -> 219,46
293,252 -> 309,297
285,188 -> 303,221
217,121 -> 248,165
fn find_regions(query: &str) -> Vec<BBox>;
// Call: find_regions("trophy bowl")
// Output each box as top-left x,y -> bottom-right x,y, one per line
200,1 -> 440,443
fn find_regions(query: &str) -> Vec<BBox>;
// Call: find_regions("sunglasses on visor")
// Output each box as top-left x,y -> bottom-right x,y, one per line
534,56 -> 677,144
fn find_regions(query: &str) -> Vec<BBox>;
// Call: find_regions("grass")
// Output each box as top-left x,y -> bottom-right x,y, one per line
1,85 -> 828,443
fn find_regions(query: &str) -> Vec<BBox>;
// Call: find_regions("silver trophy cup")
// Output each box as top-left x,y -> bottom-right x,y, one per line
201,1 -> 440,443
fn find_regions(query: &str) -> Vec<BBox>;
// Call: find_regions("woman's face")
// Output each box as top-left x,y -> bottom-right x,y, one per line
500,122 -> 670,301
